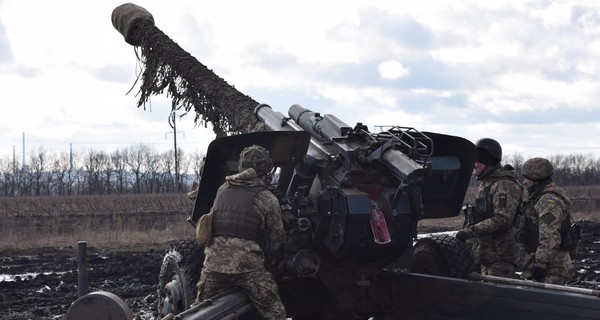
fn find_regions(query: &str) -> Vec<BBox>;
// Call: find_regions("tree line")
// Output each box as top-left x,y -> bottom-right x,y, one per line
0,145 -> 598,197
0,144 -> 204,196
500,153 -> 600,187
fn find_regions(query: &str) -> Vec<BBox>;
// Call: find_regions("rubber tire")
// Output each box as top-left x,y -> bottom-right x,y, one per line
157,239 -> 205,317
410,234 -> 474,279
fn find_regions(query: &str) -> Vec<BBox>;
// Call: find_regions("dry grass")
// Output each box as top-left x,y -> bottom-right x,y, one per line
0,194 -> 191,217
0,220 -> 192,251
0,194 -> 196,251
1,186 -> 599,250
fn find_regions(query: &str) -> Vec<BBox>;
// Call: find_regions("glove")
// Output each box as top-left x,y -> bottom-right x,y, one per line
455,229 -> 470,241
531,266 -> 546,282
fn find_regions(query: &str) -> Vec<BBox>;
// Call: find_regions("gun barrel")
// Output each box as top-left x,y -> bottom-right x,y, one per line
288,104 -> 351,143
380,149 -> 425,184
254,104 -> 301,132
287,104 -> 424,183
255,104 -> 329,160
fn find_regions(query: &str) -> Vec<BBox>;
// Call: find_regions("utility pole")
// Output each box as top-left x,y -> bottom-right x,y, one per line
173,111 -> 179,192
12,145 -> 16,196
167,111 -> 184,192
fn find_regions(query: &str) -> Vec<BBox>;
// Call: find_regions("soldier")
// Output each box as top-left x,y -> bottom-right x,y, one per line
194,145 -> 286,320
455,138 -> 522,278
187,181 -> 199,201
518,157 -> 573,285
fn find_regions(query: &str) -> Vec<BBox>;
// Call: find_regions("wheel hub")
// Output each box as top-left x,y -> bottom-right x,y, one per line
162,277 -> 184,315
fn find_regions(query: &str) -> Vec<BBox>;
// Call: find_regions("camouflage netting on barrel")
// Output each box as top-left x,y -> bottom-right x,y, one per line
111,3 -> 265,137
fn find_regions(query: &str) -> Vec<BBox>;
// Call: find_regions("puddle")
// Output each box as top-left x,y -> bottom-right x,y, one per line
0,271 -> 68,282
417,231 -> 457,239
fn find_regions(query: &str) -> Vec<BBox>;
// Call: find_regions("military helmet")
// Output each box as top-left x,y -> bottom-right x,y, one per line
522,157 -> 554,181
238,145 -> 273,176
475,138 -> 502,165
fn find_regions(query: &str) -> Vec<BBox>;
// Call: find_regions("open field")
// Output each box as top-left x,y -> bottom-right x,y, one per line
0,194 -> 194,251
0,186 -> 599,250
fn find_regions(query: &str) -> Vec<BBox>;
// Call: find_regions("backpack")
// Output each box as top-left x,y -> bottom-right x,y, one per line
195,212 -> 214,247
560,217 -> 582,259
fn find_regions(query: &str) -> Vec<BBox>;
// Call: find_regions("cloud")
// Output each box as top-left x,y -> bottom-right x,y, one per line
0,19 -> 13,64
1,0 -> 600,160
532,2 -> 572,29
90,63 -> 136,84
576,8 -> 600,35
377,60 -> 409,80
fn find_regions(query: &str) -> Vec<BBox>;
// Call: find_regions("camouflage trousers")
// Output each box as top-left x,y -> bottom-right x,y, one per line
521,269 -> 571,285
196,269 -> 286,320
521,252 -> 572,285
480,261 -> 517,278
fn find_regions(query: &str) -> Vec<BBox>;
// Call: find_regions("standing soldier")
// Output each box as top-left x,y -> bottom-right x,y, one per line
455,138 -> 522,278
194,145 -> 286,320
518,157 -> 574,285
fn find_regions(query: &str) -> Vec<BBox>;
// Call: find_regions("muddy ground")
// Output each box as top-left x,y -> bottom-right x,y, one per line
1,221 -> 600,320
0,246 -> 164,320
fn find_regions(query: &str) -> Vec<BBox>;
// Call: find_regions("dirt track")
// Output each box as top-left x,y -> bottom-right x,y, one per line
1,221 -> 600,320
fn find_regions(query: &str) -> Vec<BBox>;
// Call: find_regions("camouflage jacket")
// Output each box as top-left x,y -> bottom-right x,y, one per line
202,168 -> 284,274
462,164 -> 522,265
522,181 -> 572,274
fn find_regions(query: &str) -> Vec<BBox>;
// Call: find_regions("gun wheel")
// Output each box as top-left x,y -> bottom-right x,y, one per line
410,234 -> 474,279
157,239 -> 204,317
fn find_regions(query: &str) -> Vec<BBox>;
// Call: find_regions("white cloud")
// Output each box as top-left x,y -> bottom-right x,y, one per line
532,2 -> 572,29
577,10 -> 600,35
431,41 -> 520,66
492,73 -> 600,110
1,0 -> 600,160
410,89 -> 456,98
364,109 -> 424,129
377,60 -> 409,79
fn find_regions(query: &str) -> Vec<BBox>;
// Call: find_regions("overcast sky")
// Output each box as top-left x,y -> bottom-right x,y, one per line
1,0 -> 599,164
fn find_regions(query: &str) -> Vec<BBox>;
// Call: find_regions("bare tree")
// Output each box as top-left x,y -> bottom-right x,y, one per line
504,153 -> 524,172
82,149 -> 107,194
112,149 -> 127,194
125,144 -> 153,193
0,156 -> 17,196
50,151 -> 73,196
28,146 -> 52,196
189,149 -> 205,185
6,145 -> 596,197
70,151 -> 84,195
100,151 -> 115,194
158,150 -> 175,192
178,149 -> 193,189
143,147 -> 160,193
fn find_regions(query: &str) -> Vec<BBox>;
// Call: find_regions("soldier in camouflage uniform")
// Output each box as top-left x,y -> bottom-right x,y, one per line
194,145 -> 286,320
518,157 -> 573,285
455,138 -> 522,278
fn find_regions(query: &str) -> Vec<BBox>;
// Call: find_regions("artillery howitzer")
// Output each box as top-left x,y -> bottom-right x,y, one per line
65,3 -> 600,319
